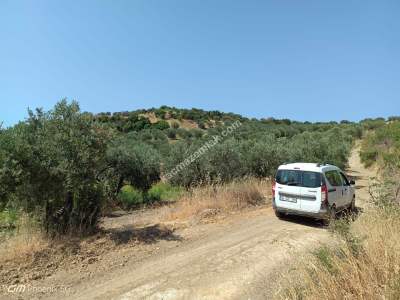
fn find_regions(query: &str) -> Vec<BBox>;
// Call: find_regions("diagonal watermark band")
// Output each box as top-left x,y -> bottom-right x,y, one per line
164,120 -> 242,181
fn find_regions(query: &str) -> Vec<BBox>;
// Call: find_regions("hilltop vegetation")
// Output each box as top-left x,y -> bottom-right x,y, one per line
361,121 -> 400,168
0,100 -> 390,236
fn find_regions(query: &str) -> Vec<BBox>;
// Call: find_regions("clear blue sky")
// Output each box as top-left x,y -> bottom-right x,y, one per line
1,0 -> 399,126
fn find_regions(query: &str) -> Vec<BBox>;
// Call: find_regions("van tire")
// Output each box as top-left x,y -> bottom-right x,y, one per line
323,205 -> 336,226
349,196 -> 356,212
274,209 -> 284,219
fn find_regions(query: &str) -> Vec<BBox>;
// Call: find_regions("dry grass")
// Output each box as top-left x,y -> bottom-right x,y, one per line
0,214 -> 47,264
161,178 -> 270,222
0,179 -> 270,287
277,207 -> 400,299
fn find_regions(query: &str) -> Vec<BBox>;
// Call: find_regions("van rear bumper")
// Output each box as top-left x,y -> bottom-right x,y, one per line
274,206 -> 329,219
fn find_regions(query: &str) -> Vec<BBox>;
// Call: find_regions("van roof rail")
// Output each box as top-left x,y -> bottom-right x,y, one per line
316,162 -> 332,167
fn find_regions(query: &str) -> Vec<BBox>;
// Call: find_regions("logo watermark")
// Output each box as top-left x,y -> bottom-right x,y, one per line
164,120 -> 242,181
1,284 -> 71,294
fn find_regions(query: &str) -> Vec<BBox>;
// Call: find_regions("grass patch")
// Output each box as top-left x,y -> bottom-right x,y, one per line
0,208 -> 19,234
163,178 -> 269,222
277,207 -> 400,299
118,185 -> 144,209
146,182 -> 183,203
0,213 -> 46,264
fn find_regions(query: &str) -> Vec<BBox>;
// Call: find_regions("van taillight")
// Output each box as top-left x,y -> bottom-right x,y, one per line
272,181 -> 276,197
321,184 -> 328,203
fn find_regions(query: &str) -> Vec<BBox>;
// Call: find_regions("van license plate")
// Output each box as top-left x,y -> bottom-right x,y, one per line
280,195 -> 297,203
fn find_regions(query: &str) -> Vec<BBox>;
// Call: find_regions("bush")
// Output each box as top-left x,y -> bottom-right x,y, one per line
176,128 -> 192,139
207,139 -> 246,182
121,114 -> 152,132
0,208 -> 19,232
107,136 -> 161,192
165,126 -> 354,187
166,128 -> 177,139
171,121 -> 180,129
360,121 -> 400,169
165,140 -> 211,187
146,182 -> 183,202
360,148 -> 378,167
118,185 -> 143,209
0,100 -> 111,235
245,138 -> 283,178
152,120 -> 170,130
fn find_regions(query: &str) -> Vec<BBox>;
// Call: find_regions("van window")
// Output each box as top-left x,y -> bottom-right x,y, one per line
325,170 -> 343,186
302,171 -> 323,188
276,170 -> 301,186
276,170 -> 322,188
340,172 -> 350,186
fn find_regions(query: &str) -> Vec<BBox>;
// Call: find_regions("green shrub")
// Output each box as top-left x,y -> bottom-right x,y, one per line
0,208 -> 19,232
171,121 -> 180,129
176,128 -> 192,139
313,246 -> 337,275
147,182 -> 183,202
107,137 -> 161,191
166,128 -> 177,139
360,121 -> 400,168
152,120 -> 170,130
360,148 -> 378,167
0,100 -> 110,235
190,128 -> 204,138
118,185 -> 143,209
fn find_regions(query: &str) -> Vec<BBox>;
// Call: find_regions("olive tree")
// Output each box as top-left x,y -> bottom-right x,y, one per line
106,135 -> 161,192
0,100 -> 111,235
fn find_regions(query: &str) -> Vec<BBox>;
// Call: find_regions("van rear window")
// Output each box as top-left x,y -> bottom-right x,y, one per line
275,170 -> 322,188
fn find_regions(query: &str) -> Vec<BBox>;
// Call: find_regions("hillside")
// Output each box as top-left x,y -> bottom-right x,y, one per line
91,105 -> 371,133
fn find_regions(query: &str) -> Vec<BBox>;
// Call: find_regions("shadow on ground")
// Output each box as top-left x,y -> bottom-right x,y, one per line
104,210 -> 129,218
278,206 -> 363,229
278,215 -> 325,228
107,224 -> 183,245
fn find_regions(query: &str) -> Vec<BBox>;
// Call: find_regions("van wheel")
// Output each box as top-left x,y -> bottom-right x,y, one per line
349,197 -> 356,212
323,206 -> 336,226
275,210 -> 284,219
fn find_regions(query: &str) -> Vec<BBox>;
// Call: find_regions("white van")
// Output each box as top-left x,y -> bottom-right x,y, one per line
272,163 -> 355,222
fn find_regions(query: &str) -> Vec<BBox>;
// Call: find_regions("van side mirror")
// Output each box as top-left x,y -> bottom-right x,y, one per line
350,180 -> 355,185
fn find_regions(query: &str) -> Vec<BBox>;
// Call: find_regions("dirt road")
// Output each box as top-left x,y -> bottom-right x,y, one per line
21,145 -> 373,300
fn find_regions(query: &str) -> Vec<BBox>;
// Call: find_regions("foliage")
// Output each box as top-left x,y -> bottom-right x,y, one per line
117,185 -> 143,209
146,182 -> 183,203
0,100 -> 111,235
171,121 -> 180,129
166,128 -> 177,139
165,127 -> 355,186
152,120 -> 170,130
360,117 -> 386,130
106,135 -> 161,192
121,113 -> 152,132
176,128 -> 192,139
360,121 -> 400,168
0,208 -> 19,232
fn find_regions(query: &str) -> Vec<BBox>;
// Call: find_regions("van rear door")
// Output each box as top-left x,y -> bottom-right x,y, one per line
299,172 -> 322,213
275,169 -> 302,210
